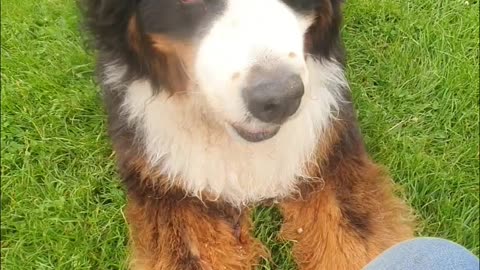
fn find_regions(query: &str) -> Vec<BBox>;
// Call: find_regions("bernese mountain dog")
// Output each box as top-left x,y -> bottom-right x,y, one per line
82,0 -> 415,269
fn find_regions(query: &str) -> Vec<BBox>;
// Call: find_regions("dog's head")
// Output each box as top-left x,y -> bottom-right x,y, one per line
84,0 -> 344,143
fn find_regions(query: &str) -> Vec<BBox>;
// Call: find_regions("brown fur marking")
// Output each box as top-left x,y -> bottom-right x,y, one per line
279,119 -> 415,270
127,16 -> 192,93
149,35 -> 194,93
123,158 -> 266,270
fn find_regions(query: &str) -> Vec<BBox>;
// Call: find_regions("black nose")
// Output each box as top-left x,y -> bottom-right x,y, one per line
242,67 -> 304,124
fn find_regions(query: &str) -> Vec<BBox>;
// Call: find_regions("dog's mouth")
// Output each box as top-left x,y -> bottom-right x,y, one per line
229,123 -> 280,143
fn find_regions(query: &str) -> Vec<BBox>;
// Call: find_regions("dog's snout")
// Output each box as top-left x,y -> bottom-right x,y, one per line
242,66 -> 304,124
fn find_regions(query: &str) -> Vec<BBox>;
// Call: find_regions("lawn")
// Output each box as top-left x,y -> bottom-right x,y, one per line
1,0 -> 478,269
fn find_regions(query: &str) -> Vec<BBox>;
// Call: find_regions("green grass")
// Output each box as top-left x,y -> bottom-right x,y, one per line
1,0 -> 478,269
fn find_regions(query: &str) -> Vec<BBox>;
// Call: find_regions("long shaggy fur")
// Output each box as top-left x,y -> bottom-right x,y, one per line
280,119 -> 414,269
80,0 -> 415,269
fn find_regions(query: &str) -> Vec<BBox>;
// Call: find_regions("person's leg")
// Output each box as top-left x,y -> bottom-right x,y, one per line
364,237 -> 479,270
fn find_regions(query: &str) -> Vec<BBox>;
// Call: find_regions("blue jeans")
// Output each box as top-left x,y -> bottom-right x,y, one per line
365,238 -> 479,270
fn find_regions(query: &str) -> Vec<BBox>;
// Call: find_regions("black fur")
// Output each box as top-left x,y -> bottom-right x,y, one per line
80,0 -> 346,87
80,0 -> 148,87
306,0 -> 346,62
80,0 -> 226,91
139,0 -> 226,40
282,0 -> 324,13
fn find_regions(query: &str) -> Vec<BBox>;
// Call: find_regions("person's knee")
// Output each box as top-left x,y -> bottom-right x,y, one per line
401,237 -> 471,252
364,237 -> 479,270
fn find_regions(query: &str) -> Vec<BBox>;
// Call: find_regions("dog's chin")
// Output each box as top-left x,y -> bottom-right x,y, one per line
226,122 -> 280,143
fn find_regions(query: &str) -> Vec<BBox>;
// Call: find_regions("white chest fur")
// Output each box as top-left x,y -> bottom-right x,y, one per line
118,58 -> 346,206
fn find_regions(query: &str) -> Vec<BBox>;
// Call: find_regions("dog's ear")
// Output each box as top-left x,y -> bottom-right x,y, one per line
304,0 -> 344,61
79,0 -> 136,51
78,0 -> 188,93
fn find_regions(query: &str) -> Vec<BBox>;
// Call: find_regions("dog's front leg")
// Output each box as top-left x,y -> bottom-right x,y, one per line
279,157 -> 414,270
125,194 -> 265,270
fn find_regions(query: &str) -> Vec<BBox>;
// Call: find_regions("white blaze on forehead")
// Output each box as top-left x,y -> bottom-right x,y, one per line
195,0 -> 314,122
196,0 -> 313,75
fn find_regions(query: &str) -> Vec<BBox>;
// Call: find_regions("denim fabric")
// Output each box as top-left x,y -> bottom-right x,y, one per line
364,238 -> 479,270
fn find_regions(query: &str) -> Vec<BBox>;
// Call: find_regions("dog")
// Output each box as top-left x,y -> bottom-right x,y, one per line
82,0 -> 414,269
